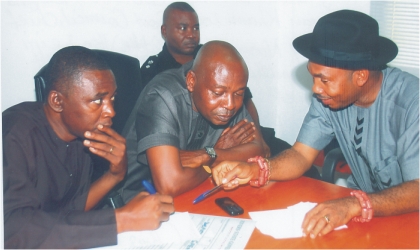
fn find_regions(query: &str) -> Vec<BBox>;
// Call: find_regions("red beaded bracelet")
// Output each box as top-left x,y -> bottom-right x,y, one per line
350,190 -> 373,222
247,156 -> 271,187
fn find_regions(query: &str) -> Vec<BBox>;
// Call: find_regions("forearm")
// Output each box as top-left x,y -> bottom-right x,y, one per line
152,166 -> 209,196
85,171 -> 124,211
368,179 -> 419,217
147,145 -> 210,196
182,135 -> 265,168
212,141 -> 265,166
269,143 -> 318,181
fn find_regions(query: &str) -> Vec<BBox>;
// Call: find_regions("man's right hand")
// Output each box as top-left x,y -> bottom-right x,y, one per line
211,160 -> 259,190
214,119 -> 256,149
115,192 -> 174,233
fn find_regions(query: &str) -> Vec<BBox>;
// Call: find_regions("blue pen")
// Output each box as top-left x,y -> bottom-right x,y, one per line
142,180 -> 157,194
193,183 -> 223,204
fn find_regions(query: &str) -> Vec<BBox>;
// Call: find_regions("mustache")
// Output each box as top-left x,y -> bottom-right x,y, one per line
184,39 -> 198,45
214,108 -> 235,116
315,94 -> 330,100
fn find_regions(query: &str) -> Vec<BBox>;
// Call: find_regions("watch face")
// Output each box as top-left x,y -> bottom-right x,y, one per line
205,147 -> 216,158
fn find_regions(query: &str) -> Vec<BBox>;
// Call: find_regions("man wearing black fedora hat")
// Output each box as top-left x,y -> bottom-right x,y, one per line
210,9 -> 419,238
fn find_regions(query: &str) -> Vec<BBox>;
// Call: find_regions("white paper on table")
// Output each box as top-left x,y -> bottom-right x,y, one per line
88,212 -> 200,249
187,213 -> 256,249
88,212 -> 255,249
249,202 -> 347,239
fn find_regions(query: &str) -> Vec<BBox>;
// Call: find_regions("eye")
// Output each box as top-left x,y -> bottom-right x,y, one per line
194,26 -> 199,31
180,26 -> 186,31
111,95 -> 115,101
93,98 -> 102,105
235,91 -> 245,97
213,91 -> 223,96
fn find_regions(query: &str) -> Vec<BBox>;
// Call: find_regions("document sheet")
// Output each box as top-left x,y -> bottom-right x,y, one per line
89,212 -> 255,249
249,201 -> 347,239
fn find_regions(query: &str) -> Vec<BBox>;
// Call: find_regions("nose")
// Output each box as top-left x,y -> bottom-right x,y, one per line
222,94 -> 235,111
312,78 -> 324,95
103,101 -> 116,119
186,27 -> 197,38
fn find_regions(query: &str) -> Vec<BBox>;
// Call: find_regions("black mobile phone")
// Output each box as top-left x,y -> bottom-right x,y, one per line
215,197 -> 244,216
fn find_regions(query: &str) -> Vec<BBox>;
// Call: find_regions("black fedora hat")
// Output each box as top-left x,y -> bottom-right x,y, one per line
293,9 -> 398,70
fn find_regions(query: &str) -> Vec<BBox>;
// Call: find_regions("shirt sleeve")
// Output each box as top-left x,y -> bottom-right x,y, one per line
3,130 -> 118,249
136,85 -> 182,154
296,96 -> 335,150
397,89 -> 419,181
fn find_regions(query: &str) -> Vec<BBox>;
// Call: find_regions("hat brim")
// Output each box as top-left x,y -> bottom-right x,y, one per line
293,33 -> 398,70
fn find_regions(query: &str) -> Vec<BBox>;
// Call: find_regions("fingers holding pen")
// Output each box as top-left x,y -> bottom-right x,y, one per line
116,192 -> 175,233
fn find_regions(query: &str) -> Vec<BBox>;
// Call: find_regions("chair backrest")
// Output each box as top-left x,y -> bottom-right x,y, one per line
33,49 -> 144,136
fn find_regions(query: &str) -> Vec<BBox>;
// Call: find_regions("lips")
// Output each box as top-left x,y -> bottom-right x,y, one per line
102,122 -> 113,127
183,41 -> 197,48
216,115 -> 233,122
315,95 -> 332,106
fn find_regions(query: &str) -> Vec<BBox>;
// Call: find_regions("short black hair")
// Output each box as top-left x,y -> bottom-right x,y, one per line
44,46 -> 110,99
163,2 -> 196,24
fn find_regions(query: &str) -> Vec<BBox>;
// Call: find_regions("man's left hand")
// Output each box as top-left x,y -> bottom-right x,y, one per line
214,119 -> 256,149
301,196 -> 360,238
83,124 -> 127,181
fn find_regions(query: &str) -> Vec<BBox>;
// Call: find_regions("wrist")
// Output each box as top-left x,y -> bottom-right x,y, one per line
350,190 -> 373,222
204,146 -> 217,166
251,162 -> 260,179
247,156 -> 271,187
105,169 -> 125,184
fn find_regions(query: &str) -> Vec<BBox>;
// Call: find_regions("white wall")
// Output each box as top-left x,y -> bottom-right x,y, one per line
1,1 -> 371,144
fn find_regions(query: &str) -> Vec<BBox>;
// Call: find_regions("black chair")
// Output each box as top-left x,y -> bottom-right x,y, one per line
321,147 -> 347,183
34,49 -> 144,136
319,139 -> 350,184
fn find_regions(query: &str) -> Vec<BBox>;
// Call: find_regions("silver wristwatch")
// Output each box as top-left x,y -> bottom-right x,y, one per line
204,146 -> 217,159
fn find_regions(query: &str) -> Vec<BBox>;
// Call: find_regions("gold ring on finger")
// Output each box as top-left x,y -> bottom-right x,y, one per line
324,215 -> 330,224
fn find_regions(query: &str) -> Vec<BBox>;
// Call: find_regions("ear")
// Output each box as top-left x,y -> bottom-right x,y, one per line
186,71 -> 196,92
353,69 -> 370,87
47,90 -> 64,113
161,25 -> 166,40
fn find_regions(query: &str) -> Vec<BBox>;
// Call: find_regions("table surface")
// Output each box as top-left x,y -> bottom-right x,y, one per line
174,176 -> 419,249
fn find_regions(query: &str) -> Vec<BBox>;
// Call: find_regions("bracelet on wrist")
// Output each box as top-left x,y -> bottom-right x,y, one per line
247,156 -> 271,187
350,190 -> 373,223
